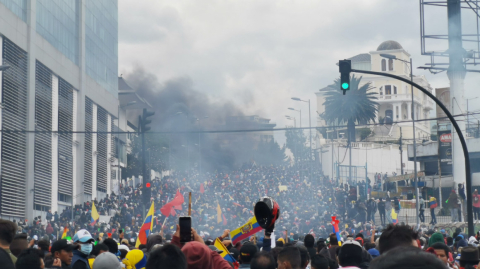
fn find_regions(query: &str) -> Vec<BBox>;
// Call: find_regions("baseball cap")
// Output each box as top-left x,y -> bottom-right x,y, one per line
51,239 -> 76,254
240,244 -> 258,262
73,229 -> 94,243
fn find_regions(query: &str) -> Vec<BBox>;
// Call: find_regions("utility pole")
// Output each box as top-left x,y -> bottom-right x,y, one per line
447,0 -> 467,196
399,127 -> 403,175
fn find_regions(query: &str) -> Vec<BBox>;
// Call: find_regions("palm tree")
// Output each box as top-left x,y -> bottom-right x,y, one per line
321,75 -> 378,143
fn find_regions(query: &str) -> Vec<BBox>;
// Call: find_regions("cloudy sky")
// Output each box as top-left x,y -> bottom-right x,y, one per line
118,0 -> 480,140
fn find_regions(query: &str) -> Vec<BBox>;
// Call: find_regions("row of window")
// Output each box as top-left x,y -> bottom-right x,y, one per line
379,85 -> 398,95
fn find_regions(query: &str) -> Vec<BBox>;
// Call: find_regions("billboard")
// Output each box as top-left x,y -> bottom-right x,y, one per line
438,124 -> 452,175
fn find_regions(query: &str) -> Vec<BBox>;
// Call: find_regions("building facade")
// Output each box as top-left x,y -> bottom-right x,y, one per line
316,41 -> 434,143
0,0 -> 121,220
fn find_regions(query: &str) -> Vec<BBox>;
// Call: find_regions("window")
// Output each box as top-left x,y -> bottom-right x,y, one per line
388,59 -> 394,71
385,85 -> 392,95
394,86 -> 397,94
381,59 -> 386,71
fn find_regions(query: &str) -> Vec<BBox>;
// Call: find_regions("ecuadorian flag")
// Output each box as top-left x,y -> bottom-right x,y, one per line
214,238 -> 236,263
136,202 -> 155,248
391,208 -> 398,224
230,216 -> 263,245
90,202 -> 100,226
429,197 -> 437,209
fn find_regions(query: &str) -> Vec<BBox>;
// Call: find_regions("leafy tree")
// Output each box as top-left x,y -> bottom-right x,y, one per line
320,75 -> 378,143
285,128 -> 309,164
254,139 -> 287,165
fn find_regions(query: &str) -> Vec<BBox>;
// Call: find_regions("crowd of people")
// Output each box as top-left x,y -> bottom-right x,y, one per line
2,164 -> 480,268
12,165 -> 411,245
4,214 -> 480,269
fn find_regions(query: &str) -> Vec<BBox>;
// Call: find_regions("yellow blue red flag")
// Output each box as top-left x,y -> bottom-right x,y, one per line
214,238 -> 236,263
90,202 -> 100,226
136,202 -> 155,248
230,216 -> 263,245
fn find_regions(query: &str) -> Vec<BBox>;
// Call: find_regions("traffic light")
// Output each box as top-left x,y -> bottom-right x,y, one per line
143,181 -> 151,204
141,108 -> 155,132
339,60 -> 351,95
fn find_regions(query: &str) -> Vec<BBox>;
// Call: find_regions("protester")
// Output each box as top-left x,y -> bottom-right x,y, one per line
419,195 -> 425,223
473,190 -> 480,221
338,240 -> 364,269
181,241 -> 232,269
72,229 -> 95,269
15,248 -> 45,269
277,246 -> 302,269
0,248 -> 15,269
146,244 -> 186,269
378,224 -> 418,254
311,254 -> 330,269
0,219 -> 17,264
429,242 -> 455,269
250,251 -> 275,269
458,246 -> 479,269
10,233 -> 29,257
298,246 -> 310,269
239,243 -> 258,267
449,189 -> 459,222
50,239 -> 75,268
92,252 -> 122,269
370,246 -> 447,269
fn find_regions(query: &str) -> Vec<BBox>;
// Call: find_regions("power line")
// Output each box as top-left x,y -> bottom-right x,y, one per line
0,111 -> 479,135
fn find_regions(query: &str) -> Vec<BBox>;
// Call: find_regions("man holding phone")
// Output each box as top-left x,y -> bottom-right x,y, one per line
50,239 -> 75,268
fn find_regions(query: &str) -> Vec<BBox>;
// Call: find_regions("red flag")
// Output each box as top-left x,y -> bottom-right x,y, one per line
160,190 -> 184,217
200,183 -> 205,194
222,214 -> 227,226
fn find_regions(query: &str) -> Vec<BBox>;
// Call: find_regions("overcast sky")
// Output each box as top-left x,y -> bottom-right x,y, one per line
118,0 -> 480,143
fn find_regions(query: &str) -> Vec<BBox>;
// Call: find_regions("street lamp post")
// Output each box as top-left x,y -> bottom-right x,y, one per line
285,115 -> 296,128
292,97 -> 313,183
381,53 -> 420,227
288,108 -> 301,127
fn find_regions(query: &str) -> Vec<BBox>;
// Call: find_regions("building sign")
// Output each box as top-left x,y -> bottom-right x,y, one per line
438,125 -> 452,174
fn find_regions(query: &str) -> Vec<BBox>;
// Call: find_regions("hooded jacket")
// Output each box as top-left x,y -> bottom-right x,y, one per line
181,241 -> 232,269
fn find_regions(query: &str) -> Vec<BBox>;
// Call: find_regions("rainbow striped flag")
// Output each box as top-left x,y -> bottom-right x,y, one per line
61,227 -> 69,239
230,216 -> 263,245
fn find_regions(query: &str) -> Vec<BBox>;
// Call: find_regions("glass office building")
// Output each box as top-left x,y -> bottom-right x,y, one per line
85,0 -> 118,96
0,0 -> 120,219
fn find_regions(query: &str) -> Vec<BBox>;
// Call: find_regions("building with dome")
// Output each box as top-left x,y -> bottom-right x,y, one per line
315,41 -> 434,180
316,40 -> 434,142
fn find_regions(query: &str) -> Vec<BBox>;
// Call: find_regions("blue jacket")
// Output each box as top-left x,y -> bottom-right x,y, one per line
71,250 -> 90,269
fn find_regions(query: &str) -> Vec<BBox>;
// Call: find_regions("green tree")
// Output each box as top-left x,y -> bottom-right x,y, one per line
320,75 -> 378,143
254,139 -> 287,165
285,128 -> 309,164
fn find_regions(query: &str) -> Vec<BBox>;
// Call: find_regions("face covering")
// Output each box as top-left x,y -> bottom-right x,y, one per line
79,243 -> 92,255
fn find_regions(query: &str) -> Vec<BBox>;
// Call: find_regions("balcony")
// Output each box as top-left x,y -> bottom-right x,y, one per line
378,94 -> 423,104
